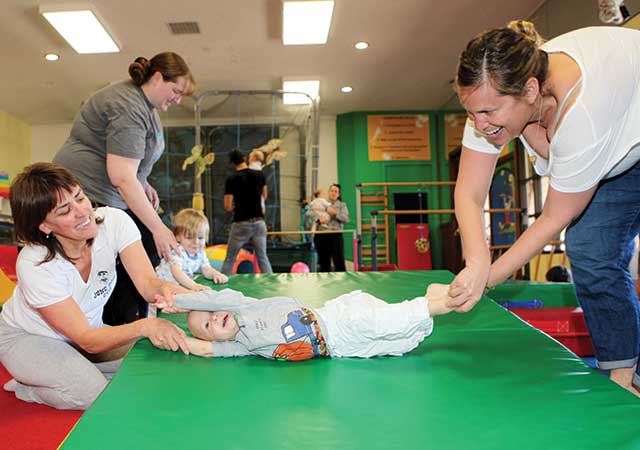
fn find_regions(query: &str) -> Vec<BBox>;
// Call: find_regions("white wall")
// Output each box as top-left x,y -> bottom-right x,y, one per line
278,126 -> 302,241
316,115 -> 337,193
31,123 -> 71,163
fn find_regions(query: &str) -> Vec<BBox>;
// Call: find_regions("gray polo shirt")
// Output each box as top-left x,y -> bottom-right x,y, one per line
53,80 -> 164,209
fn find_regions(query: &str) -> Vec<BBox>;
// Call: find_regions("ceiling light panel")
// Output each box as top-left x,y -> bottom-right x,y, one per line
40,6 -> 120,54
282,80 -> 320,104
282,1 -> 334,45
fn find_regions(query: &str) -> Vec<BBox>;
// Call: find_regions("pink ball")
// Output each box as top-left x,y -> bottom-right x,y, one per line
290,262 -> 310,273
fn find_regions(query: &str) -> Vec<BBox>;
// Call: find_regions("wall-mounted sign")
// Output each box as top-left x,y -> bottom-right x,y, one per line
444,113 -> 467,159
367,115 -> 430,161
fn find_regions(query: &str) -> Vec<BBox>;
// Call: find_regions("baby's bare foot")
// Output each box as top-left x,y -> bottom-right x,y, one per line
426,283 -> 454,316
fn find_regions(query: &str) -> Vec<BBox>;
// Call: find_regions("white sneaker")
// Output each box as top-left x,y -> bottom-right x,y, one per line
3,378 -> 18,392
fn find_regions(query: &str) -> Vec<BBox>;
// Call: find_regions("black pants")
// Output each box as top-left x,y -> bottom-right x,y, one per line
314,233 -> 346,272
102,209 -> 160,325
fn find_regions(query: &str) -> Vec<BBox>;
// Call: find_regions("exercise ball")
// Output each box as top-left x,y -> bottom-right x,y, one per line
291,262 -> 310,273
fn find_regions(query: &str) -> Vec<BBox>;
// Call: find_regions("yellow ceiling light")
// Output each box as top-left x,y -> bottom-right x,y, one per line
39,4 -> 120,54
354,41 -> 369,50
282,80 -> 320,105
282,1 -> 335,45
44,53 -> 60,61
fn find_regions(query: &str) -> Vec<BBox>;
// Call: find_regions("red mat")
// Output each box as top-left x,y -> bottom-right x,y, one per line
0,363 -> 82,450
0,245 -> 18,282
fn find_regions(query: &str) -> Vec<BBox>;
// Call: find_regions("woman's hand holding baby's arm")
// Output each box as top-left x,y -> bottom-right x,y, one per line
152,281 -> 190,313
186,336 -> 214,357
426,283 -> 455,317
141,318 -> 189,354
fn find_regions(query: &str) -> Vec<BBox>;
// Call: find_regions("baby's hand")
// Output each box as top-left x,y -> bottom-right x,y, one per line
212,272 -> 229,284
155,303 -> 188,314
191,284 -> 212,292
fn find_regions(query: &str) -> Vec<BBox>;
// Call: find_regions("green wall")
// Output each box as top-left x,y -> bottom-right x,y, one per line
337,111 -> 460,268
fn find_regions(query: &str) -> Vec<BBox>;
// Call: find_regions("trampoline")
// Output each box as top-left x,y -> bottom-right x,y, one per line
60,271 -> 640,450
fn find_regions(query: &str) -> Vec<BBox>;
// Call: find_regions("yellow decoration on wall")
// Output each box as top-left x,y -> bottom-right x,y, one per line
182,145 -> 216,212
253,139 -> 287,166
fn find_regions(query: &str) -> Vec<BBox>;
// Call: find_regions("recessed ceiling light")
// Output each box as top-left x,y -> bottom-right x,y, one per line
282,1 -> 335,45
282,80 -> 320,104
44,53 -> 60,61
341,86 -> 353,93
354,41 -> 369,50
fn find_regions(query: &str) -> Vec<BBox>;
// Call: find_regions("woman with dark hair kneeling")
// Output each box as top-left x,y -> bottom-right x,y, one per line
0,163 -> 189,410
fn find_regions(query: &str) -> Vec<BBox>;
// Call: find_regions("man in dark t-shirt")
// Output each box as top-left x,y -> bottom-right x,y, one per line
221,149 -> 273,275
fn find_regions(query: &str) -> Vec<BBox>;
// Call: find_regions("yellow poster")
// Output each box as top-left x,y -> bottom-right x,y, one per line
367,115 -> 430,161
444,113 -> 467,159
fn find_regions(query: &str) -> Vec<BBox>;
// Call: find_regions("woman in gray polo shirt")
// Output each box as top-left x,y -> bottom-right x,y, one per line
54,52 -> 195,325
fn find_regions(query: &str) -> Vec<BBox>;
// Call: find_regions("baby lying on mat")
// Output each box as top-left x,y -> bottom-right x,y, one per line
174,284 -> 452,361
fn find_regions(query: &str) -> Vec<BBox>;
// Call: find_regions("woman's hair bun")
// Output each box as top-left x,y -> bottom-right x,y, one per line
507,20 -> 545,46
128,57 -> 151,85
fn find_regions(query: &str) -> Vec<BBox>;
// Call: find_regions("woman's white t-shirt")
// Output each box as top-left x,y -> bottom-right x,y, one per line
1,207 -> 141,340
462,26 -> 640,192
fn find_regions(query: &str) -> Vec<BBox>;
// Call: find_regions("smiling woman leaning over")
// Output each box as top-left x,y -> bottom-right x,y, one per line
447,21 -> 640,395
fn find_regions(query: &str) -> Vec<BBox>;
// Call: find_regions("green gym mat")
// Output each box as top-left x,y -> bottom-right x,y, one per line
60,271 -> 640,450
488,280 -> 579,307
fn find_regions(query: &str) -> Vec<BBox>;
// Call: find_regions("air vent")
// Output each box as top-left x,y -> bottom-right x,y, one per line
167,22 -> 200,35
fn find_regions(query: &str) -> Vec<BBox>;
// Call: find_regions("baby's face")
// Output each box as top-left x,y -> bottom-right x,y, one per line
250,150 -> 264,163
177,230 -> 207,256
188,310 -> 239,341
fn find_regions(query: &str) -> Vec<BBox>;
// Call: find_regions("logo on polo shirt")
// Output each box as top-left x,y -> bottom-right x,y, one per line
93,270 -> 115,301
